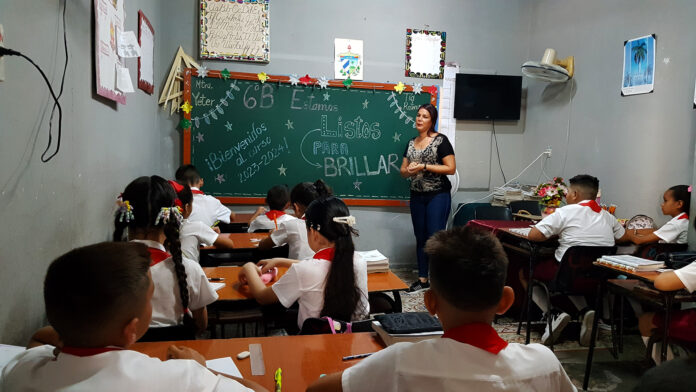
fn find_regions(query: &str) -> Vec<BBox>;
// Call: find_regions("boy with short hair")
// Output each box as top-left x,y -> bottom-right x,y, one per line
175,164 -> 235,226
527,174 -> 628,345
247,184 -> 296,233
1,242 -> 264,392
306,226 -> 576,392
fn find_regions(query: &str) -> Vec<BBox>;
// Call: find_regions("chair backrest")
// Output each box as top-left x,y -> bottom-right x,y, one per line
634,243 -> 688,260
452,202 -> 490,227
554,246 -> 617,294
509,200 -> 542,215
474,205 -> 513,221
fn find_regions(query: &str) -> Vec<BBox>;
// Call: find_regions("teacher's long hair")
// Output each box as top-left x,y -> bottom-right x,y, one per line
305,197 -> 366,322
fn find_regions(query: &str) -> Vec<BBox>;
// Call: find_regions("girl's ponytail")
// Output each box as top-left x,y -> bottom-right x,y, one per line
163,212 -> 194,329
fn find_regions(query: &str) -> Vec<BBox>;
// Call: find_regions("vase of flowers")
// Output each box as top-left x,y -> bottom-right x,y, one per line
535,177 -> 568,216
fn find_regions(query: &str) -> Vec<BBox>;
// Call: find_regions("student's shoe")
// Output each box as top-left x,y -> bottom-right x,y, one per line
541,312 -> 570,346
407,280 -> 430,293
579,310 -> 595,347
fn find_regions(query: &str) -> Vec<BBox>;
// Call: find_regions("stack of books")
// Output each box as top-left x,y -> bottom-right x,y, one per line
371,312 -> 443,346
357,250 -> 390,273
596,255 -> 664,273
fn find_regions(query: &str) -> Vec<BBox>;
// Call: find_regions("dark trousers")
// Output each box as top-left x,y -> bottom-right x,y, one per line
410,191 -> 451,278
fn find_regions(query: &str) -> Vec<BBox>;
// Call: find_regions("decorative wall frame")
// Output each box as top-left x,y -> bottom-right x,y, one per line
138,10 -> 154,94
199,0 -> 270,63
405,29 -> 446,79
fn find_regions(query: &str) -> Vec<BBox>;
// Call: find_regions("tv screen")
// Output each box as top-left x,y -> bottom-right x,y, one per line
454,74 -> 522,120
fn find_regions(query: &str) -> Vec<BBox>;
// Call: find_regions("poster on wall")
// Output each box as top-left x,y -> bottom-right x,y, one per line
621,34 -> 656,96
334,38 -> 363,80
199,0 -> 270,63
138,10 -> 154,94
405,29 -> 446,79
94,0 -> 126,104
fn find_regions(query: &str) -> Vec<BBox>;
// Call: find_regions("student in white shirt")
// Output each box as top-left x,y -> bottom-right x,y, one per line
114,176 -> 218,334
307,226 -> 576,392
639,259 -> 696,364
626,185 -> 690,245
175,164 -> 235,226
527,174 -> 628,346
173,181 -> 235,262
239,197 -> 369,331
258,180 -> 332,260
248,184 -> 296,232
1,242 -> 263,392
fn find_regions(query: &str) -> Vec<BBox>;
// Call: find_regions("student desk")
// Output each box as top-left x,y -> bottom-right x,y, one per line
583,262 -> 696,390
205,266 -> 409,311
202,232 -> 270,252
130,332 -> 385,391
217,212 -> 256,233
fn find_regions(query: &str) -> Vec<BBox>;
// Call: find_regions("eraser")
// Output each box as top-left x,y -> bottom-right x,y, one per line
237,350 -> 250,360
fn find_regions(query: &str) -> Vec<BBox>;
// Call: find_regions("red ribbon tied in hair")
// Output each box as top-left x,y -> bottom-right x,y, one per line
168,180 -> 184,207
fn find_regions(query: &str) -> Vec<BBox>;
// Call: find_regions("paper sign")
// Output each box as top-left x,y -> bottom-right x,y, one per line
116,66 -> 134,93
118,31 -> 142,58
207,357 -> 243,378
334,38 -> 363,80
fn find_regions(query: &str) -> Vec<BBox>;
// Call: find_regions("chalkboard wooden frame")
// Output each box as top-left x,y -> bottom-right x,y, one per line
181,69 -> 438,207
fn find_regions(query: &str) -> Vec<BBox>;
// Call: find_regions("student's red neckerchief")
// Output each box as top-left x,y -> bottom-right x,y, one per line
579,200 -> 601,213
313,248 -> 335,262
148,247 -> 171,266
191,189 -> 204,195
265,210 -> 286,220
678,213 -> 689,220
60,346 -> 124,357
441,323 -> 508,355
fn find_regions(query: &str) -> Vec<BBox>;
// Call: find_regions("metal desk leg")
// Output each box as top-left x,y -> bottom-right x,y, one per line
392,290 -> 403,313
661,293 -> 674,363
525,247 -> 537,345
583,277 -> 605,391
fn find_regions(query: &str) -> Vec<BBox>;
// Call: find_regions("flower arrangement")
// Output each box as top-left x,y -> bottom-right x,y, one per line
535,177 -> 568,207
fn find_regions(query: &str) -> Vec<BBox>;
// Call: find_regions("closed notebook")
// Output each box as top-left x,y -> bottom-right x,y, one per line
374,312 -> 442,334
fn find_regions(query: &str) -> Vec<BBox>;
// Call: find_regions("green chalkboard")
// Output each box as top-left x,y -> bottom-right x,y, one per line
182,70 -> 437,206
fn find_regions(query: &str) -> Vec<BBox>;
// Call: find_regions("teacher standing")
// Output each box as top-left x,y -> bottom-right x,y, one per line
400,104 -> 456,292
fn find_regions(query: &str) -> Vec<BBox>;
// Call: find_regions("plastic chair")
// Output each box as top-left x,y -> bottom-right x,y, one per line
517,245 -> 617,349
452,202 -> 490,227
509,200 -> 542,216
299,317 -> 373,335
474,205 -> 513,221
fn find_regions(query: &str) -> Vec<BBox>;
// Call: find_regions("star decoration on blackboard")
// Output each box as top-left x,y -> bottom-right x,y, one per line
215,174 -> 226,184
225,121 -> 233,131
426,85 -> 438,95
285,120 -> 294,130
196,66 -> 208,78
299,74 -> 312,85
195,132 -> 205,142
317,76 -> 329,89
353,180 -> 362,190
393,132 -> 401,142
180,101 -> 193,114
343,77 -> 353,89
289,74 -> 300,86
323,92 -> 331,101
412,83 -> 423,94
394,82 -> 406,94
179,119 -> 191,129
221,68 -> 231,80
257,72 -> 269,83
362,99 -> 369,109
278,164 -> 287,176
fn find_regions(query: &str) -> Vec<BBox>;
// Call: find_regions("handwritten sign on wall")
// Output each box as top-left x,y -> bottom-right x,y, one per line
199,0 -> 270,63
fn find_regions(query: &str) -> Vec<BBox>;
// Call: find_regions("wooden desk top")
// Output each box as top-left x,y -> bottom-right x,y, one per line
205,266 -> 408,301
230,213 -> 255,224
130,333 -> 385,391
593,261 -> 661,283
202,232 -> 270,250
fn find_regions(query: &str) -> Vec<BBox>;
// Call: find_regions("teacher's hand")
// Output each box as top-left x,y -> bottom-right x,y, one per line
407,162 -> 425,174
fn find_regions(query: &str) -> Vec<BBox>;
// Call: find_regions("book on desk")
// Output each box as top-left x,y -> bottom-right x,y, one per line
357,250 -> 390,273
597,254 -> 665,272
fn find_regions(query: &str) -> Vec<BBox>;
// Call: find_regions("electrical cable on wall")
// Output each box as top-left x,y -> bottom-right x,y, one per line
491,119 -> 507,183
0,0 -> 68,163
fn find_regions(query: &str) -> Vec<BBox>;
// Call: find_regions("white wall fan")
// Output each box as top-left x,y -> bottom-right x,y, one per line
521,48 -> 574,82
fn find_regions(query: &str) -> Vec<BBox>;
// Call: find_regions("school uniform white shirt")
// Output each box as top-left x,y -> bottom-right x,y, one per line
654,212 -> 689,244
131,240 -> 218,327
674,261 -> 696,293
269,217 -> 314,260
180,218 -> 219,262
0,345 -> 252,392
188,187 -> 232,226
271,251 -> 369,328
535,200 -> 626,261
248,211 -> 297,233
342,324 -> 577,392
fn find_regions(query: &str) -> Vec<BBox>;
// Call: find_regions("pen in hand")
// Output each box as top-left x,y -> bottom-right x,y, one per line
342,352 -> 374,361
208,277 -> 225,282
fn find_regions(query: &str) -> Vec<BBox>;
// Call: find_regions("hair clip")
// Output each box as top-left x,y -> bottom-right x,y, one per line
155,207 -> 183,226
118,200 -> 135,223
333,215 -> 356,227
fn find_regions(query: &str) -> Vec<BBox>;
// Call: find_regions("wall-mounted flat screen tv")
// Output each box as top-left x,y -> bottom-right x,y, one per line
454,74 -> 522,120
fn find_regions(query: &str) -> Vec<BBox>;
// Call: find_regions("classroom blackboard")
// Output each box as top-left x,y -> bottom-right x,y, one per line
182,70 -> 437,206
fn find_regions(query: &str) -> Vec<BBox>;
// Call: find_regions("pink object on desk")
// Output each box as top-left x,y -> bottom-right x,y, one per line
261,267 -> 278,284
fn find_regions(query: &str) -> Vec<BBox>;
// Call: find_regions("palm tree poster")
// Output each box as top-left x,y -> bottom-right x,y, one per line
621,34 -> 656,96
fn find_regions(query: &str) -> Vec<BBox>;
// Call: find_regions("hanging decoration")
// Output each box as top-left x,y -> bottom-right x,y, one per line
317,76 -> 329,89
405,28 -> 446,79
179,119 -> 192,129
159,46 -> 200,115
343,77 -> 353,89
189,78 -> 241,129
394,82 -> 406,94
180,100 -> 193,114
257,72 -> 269,83
196,65 -> 209,78
289,74 -> 300,86
221,68 -> 231,80
299,74 -> 312,85
412,83 -> 423,94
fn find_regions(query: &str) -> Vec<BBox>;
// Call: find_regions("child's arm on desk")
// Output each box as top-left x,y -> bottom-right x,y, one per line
249,206 -> 266,224
258,258 -> 298,273
623,229 -> 660,245
306,372 -> 343,392
239,262 -> 279,305
653,271 -> 686,291
258,235 -> 276,250
527,227 -> 548,242
213,234 -> 235,249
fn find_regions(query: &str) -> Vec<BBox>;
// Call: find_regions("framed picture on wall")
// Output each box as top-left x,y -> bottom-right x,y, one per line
199,0 -> 270,63
621,34 -> 656,96
138,10 -> 154,94
405,29 -> 446,79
